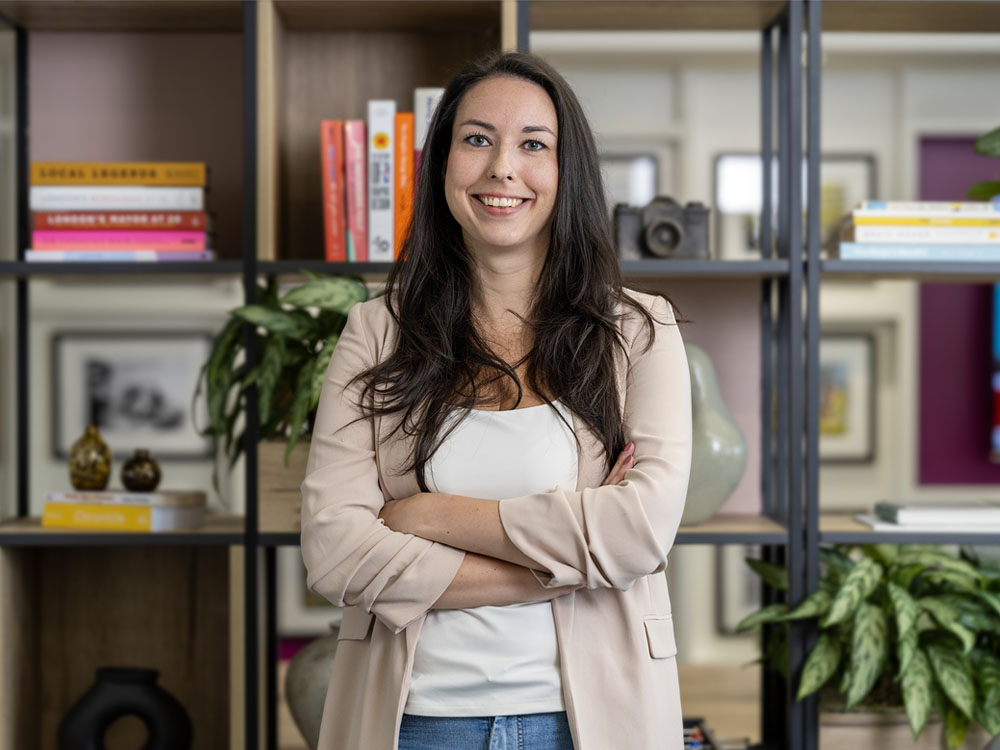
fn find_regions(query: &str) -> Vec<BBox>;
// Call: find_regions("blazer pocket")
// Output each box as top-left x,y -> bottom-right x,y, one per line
643,615 -> 677,659
337,606 -> 375,642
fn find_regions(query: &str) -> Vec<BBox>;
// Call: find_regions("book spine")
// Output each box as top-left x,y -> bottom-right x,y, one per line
852,215 -> 1000,227
849,225 -> 1000,244
44,490 -> 207,508
34,211 -> 209,230
344,120 -> 367,263
43,502 -> 154,531
394,112 -> 415,260
31,162 -> 207,186
858,200 -> 1000,215
321,120 -> 347,262
837,242 -> 1000,261
30,186 -> 205,211
368,100 -> 396,262
33,229 -> 207,251
25,250 -> 215,262
413,87 -> 445,180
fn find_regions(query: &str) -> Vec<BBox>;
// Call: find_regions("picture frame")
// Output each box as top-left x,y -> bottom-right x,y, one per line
598,137 -> 677,213
820,332 -> 877,464
715,544 -> 762,636
51,330 -> 214,459
712,151 -> 877,259
277,546 -> 343,636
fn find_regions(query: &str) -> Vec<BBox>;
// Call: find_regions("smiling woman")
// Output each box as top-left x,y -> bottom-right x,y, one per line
300,51 -> 693,750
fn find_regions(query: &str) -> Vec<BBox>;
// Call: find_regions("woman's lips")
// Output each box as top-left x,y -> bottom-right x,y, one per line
473,194 -> 530,216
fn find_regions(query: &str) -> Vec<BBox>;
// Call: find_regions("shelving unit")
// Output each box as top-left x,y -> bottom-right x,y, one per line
3,1 -> 994,749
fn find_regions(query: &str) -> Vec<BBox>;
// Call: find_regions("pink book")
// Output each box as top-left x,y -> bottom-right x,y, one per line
344,120 -> 368,262
32,229 -> 206,251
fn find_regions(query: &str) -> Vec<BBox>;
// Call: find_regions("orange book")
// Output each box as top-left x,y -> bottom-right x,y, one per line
320,120 -> 347,262
394,112 -> 415,259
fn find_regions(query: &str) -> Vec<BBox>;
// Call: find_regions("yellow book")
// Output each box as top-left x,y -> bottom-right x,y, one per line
42,502 -> 205,532
31,162 -> 207,187
853,216 -> 1000,227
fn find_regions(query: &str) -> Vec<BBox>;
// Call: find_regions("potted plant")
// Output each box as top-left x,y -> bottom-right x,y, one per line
738,545 -> 1000,749
967,125 -> 1000,201
194,272 -> 370,492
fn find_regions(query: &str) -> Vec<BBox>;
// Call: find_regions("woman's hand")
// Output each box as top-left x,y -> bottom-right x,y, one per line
378,494 -> 423,534
601,441 -> 635,486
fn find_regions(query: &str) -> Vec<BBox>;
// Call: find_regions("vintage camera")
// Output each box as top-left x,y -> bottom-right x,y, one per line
614,197 -> 710,260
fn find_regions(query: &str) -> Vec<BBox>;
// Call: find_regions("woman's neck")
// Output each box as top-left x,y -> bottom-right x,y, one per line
468,247 -> 546,329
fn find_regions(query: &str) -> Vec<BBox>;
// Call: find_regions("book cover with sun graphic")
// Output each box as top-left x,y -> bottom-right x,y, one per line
368,100 -> 396,262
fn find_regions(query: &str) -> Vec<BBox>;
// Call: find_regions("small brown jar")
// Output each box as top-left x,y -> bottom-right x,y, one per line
121,449 -> 161,492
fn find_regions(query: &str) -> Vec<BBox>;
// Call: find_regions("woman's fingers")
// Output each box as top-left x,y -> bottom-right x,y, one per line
601,442 -> 635,486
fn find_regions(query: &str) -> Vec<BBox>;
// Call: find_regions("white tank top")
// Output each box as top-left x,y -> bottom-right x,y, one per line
404,399 -> 579,717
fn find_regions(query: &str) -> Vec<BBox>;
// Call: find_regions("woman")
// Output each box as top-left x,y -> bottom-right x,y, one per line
300,51 -> 692,750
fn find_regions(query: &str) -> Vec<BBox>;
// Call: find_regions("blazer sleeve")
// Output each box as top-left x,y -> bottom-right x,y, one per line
300,302 -> 466,634
497,295 -> 692,591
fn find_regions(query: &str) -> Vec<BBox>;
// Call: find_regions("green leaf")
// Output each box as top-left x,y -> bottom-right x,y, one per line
975,650 -> 1000,705
820,546 -> 854,576
901,650 -> 933,740
797,632 -> 841,700
780,589 -> 832,621
279,276 -> 368,312
862,544 -> 898,566
920,570 -> 979,594
891,563 -> 925,591
943,703 -> 969,750
937,593 -> 999,632
896,551 -> 981,581
974,125 -> 1000,157
978,590 -> 1000,618
979,698 -> 1000,736
845,602 -> 888,709
736,603 -> 789,632
888,583 -> 921,673
201,316 -> 243,434
823,557 -> 883,627
256,335 -> 286,427
967,181 -> 1000,201
233,305 -> 319,339
919,598 -> 976,654
311,334 -> 339,412
285,358 -> 317,465
927,642 -> 976,721
745,558 -> 789,591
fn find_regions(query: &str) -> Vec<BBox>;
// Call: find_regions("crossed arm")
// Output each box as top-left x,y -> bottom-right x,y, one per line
378,441 -> 636,610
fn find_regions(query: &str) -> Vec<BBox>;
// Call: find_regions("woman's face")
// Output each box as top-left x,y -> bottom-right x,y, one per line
444,76 -> 559,262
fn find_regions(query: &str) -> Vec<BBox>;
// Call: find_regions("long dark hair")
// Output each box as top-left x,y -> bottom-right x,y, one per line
350,51 -> 663,491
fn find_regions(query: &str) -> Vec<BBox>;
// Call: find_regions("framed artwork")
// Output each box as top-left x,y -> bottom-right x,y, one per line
713,152 -> 877,259
277,546 -> 343,636
51,330 -> 214,459
820,332 -> 876,463
715,544 -> 762,636
599,137 -> 676,214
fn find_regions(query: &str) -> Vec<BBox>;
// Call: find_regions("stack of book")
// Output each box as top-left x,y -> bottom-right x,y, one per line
855,499 -> 1000,532
42,489 -> 208,532
833,199 -> 1000,262
27,161 -> 215,263
321,87 -> 444,262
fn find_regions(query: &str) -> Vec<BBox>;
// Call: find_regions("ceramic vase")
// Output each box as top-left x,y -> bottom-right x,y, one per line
285,624 -> 340,750
68,424 -> 112,491
121,448 -> 162,492
681,343 -> 748,525
57,667 -> 192,750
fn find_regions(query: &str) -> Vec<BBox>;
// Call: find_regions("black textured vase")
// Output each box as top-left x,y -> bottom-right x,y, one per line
120,448 -> 162,492
57,667 -> 193,750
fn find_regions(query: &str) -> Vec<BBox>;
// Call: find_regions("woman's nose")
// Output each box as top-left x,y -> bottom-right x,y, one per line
489,149 -> 515,181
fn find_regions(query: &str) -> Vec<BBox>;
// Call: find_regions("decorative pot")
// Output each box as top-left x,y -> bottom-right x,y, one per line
57,667 -> 192,750
820,709 -> 993,750
681,343 -> 747,525
285,624 -> 340,750
68,424 -> 112,491
121,448 -> 162,492
259,439 -> 310,533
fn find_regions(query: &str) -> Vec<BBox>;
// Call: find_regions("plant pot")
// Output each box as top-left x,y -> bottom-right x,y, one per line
259,439 -> 310,534
821,709 -> 993,750
285,625 -> 340,750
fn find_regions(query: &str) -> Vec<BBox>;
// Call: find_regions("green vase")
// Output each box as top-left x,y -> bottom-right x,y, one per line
121,449 -> 161,492
68,425 -> 112,491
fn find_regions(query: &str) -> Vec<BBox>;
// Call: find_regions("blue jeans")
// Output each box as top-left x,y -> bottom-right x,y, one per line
398,712 -> 575,750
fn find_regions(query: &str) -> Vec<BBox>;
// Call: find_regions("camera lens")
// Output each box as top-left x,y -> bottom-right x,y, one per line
644,218 -> 684,257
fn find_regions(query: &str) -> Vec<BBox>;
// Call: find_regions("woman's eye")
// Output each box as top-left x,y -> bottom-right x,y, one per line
523,140 -> 547,152
465,134 -> 490,147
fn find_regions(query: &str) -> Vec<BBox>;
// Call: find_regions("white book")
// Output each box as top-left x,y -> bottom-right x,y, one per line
855,513 -> 1000,534
367,99 -> 396,262
45,489 -> 208,508
30,186 -> 204,211
850,224 -> 1000,244
414,87 -> 446,151
874,499 -> 1000,525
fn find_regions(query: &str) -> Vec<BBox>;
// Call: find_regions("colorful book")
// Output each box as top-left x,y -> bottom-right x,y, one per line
34,211 -> 209,230
845,224 -> 1000,244
25,250 -> 215,262
856,200 -> 1000,218
42,501 -> 206,532
414,87 -> 445,177
32,229 -> 207,251
367,99 -> 396,262
30,186 -> 204,211
31,161 -> 207,186
835,242 -> 1000,262
320,120 -> 347,262
394,112 -> 415,259
44,489 -> 207,508
855,513 -> 1000,533
852,215 -> 1000,227
874,500 -> 1000,525
344,120 -> 367,262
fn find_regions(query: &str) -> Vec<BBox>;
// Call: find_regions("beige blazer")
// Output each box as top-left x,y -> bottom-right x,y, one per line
300,289 -> 692,750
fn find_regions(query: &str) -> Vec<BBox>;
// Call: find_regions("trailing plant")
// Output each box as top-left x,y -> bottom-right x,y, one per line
738,544 -> 1000,748
193,272 -> 369,482
967,124 -> 1000,201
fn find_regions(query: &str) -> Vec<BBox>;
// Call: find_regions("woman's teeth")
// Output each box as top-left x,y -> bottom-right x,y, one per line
477,195 -> 524,208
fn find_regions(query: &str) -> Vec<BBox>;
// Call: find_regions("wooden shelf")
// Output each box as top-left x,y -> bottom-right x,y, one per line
623,258 -> 790,278
0,0 -> 243,31
0,514 -> 245,546
274,0 -> 502,31
530,1 -> 786,32
676,513 -> 787,544
0,261 -> 244,277
822,259 -> 1000,282
822,1 -> 1000,32
820,513 -> 1000,545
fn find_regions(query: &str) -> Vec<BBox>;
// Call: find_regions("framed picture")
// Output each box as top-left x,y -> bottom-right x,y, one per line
820,332 -> 876,463
51,330 -> 214,459
277,546 -> 343,636
599,137 -> 677,213
715,544 -> 762,636
713,151 -> 877,259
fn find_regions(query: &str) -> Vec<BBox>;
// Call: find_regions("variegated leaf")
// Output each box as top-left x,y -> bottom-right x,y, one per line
279,276 -> 368,312
896,551 -> 981,581
823,557 -> 883,627
233,305 -> 318,339
257,335 -> 286,427
927,642 -> 976,721
920,598 -> 976,654
943,703 -> 969,750
979,698 -> 1000,736
921,570 -> 979,594
797,632 -> 841,699
888,582 -> 920,636
978,590 -> 1000,618
284,358 -> 317,464
780,589 -> 832,621
820,546 -> 854,576
745,558 -> 789,591
845,602 -> 888,709
898,628 -> 918,676
975,650 -> 1000,706
891,563 -> 925,591
861,544 -> 898,566
736,604 -> 789,632
901,650 -> 933,740
974,125 -> 1000,157
311,334 -> 339,411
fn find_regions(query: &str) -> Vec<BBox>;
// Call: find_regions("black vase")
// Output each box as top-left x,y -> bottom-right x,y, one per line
58,667 -> 193,750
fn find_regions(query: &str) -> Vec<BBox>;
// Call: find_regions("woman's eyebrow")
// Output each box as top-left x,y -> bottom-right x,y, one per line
458,119 -> 555,137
